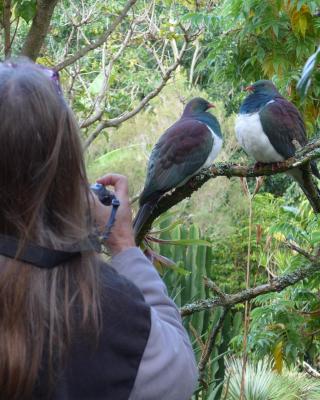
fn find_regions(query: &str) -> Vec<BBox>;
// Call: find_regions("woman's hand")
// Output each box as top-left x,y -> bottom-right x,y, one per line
91,174 -> 136,256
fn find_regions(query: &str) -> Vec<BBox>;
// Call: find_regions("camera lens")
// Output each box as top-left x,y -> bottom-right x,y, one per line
90,183 -> 115,206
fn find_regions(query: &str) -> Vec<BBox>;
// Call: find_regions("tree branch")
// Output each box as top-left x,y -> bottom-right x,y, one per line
83,38 -> 190,149
180,260 -> 320,316
189,36 -> 202,87
284,240 -> 317,262
135,136 -> 320,244
3,0 -> 11,57
80,23 -> 135,129
198,307 -> 229,386
302,361 -> 320,378
298,162 -> 320,212
9,17 -> 19,51
204,277 -> 227,299
55,0 -> 138,71
20,0 -> 59,60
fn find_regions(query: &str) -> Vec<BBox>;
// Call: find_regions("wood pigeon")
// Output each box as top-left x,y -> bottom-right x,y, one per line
133,97 -> 223,240
235,79 -> 320,211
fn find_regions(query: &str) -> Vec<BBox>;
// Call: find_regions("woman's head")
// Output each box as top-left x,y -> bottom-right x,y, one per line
0,59 -> 101,399
0,59 -> 89,244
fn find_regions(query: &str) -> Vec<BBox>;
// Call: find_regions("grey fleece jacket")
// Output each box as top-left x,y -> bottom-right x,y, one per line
111,247 -> 198,400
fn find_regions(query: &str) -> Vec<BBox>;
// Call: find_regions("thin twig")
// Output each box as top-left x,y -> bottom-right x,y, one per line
284,240 -> 317,262
198,307 -> 229,383
55,0 -> 138,71
240,178 -> 254,400
302,361 -> 320,378
83,38 -> 190,149
189,322 -> 205,352
204,277 -> 227,300
9,17 -> 20,50
80,23 -> 135,129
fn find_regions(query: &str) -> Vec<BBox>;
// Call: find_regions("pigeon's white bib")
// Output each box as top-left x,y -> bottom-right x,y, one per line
203,124 -> 223,167
235,113 -> 283,163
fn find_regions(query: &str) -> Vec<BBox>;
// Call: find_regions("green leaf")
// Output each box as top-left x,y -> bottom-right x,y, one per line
14,0 -> 36,23
272,24 -> 279,38
150,237 -> 212,246
207,382 -> 224,400
257,47 -> 266,63
153,210 -> 180,227
89,72 -> 104,95
309,231 -> 320,245
298,14 -> 307,37
87,144 -> 145,180
297,0 -> 306,11
150,219 -> 183,235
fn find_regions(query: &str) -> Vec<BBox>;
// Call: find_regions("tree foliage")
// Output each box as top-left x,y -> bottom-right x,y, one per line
1,1 -> 320,399
186,0 -> 320,129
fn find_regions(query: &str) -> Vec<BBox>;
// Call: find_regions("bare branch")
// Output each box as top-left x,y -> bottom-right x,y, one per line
79,44 -> 108,129
80,23 -> 135,129
62,25 -> 75,60
298,162 -> 320,212
20,0 -> 59,60
189,322 -> 205,352
145,44 -> 166,76
77,71 -> 94,104
189,36 -> 202,86
302,361 -> 320,378
83,38 -> 190,149
284,240 -> 317,262
9,17 -> 19,50
204,277 -> 227,300
78,27 -> 91,45
180,260 -> 320,316
69,0 -> 98,27
135,136 -> 320,244
55,0 -> 138,71
198,307 -> 229,385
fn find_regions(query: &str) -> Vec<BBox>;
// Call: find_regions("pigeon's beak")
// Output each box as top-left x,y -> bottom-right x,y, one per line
207,103 -> 215,109
244,85 -> 254,92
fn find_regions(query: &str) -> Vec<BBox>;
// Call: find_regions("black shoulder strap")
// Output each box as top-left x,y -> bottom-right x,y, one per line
0,234 -> 100,269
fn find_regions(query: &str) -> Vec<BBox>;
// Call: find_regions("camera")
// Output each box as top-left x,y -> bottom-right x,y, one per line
90,183 -> 117,206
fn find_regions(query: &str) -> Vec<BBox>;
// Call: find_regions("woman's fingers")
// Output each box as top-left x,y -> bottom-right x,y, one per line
89,190 -> 111,232
95,174 -> 135,255
96,174 -> 129,199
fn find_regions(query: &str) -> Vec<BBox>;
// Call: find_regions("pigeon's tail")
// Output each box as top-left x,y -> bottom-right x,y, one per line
133,202 -> 155,243
288,167 -> 320,213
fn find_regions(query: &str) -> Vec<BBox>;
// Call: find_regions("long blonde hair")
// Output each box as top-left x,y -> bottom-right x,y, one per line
0,60 -> 101,399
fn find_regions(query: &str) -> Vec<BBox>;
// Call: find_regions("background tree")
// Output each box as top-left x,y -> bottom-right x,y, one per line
1,0 -> 204,148
1,1 -> 320,399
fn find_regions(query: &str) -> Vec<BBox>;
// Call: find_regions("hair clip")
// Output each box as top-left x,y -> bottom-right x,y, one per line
36,64 -> 63,95
3,61 -> 63,95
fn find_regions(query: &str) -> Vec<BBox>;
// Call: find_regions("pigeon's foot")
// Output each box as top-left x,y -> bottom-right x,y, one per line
253,161 -> 283,171
270,161 -> 284,171
253,161 -> 267,170
188,179 -> 198,190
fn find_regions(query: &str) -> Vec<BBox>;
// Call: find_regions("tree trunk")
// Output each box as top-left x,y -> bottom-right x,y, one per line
20,0 -> 59,60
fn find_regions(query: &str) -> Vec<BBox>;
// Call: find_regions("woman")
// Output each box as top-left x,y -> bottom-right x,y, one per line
0,60 -> 197,399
